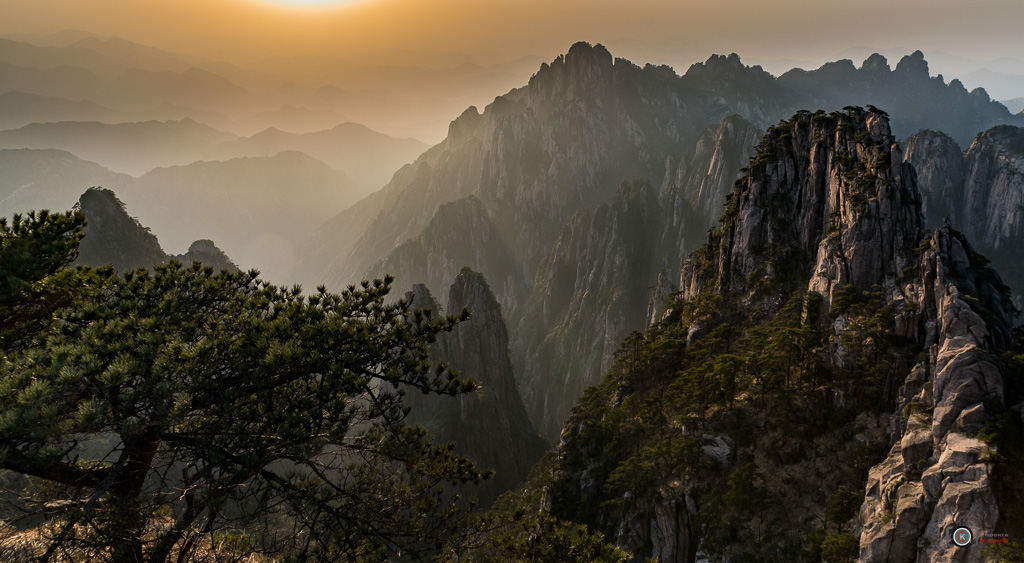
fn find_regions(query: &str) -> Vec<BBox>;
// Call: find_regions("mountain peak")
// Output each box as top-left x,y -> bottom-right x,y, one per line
679,107 -> 920,314
564,41 -> 613,67
684,52 -> 774,85
897,49 -> 929,77
861,52 -> 890,72
74,187 -> 166,272
894,49 -> 929,76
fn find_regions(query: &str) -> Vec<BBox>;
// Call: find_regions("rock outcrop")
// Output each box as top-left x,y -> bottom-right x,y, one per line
170,239 -> 238,273
674,110 -> 1015,561
74,187 -> 238,273
856,225 -> 1012,563
905,124 -> 1024,305
404,270 -> 547,508
367,195 -> 526,313
74,187 -> 169,272
547,109 -> 1016,563
675,114 -> 763,231
903,130 -> 964,228
961,126 -> 1024,253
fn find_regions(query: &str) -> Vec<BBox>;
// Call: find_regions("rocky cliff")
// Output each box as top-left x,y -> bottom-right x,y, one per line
295,43 -> 1023,442
905,125 -> 1024,306
903,130 -> 964,229
856,227 -> 1013,563
404,269 -> 547,508
541,109 -> 1019,562
514,179 -> 666,438
367,195 -> 526,313
74,187 -> 237,273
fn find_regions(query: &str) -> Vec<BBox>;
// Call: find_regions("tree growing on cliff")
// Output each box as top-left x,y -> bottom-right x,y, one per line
0,210 -> 484,561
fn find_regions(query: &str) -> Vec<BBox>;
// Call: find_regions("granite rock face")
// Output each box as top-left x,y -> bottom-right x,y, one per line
903,130 -> 964,228
678,110 -> 922,314
676,114 -> 763,231
962,126 -> 1024,252
404,270 -> 547,508
856,226 -> 1011,563
515,179 -> 666,438
659,109 -> 1014,562
646,269 -> 676,327
905,124 -> 1024,305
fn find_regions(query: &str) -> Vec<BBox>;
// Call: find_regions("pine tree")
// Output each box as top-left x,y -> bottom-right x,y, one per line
0,210 -> 484,561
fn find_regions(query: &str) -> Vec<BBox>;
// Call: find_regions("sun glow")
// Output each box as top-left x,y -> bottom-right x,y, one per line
253,0 -> 364,10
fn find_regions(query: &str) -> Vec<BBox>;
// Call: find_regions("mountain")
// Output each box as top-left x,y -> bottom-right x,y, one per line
514,179 -> 669,438
0,36 -> 200,78
295,42 -> 1023,440
403,270 -> 547,508
0,148 -> 353,283
74,187 -> 166,271
102,67 -> 253,114
296,43 -> 792,306
243,105 -> 348,136
1002,97 -> 1024,114
215,122 -> 428,189
0,91 -> 123,130
905,125 -> 1024,305
121,151 -> 359,281
0,148 -> 131,216
0,118 -> 238,176
541,108 -> 1019,562
0,60 -> 108,100
74,187 -> 237,273
65,36 -> 206,73
777,51 -> 1022,147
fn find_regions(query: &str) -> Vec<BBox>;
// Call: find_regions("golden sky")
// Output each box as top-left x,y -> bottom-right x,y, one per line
3,0 -> 1023,66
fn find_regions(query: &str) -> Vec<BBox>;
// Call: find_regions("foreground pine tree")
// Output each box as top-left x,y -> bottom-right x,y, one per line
0,210 -> 485,562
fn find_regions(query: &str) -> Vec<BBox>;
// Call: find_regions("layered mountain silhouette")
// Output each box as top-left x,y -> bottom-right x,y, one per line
213,122 -> 427,188
0,149 -> 359,282
0,118 -> 236,175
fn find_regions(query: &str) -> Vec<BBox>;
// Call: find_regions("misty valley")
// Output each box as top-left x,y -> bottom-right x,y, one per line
2,27 -> 1024,563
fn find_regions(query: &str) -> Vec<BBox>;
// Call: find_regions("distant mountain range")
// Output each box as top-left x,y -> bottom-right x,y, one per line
0,116 -> 427,186
214,123 -> 427,188
0,149 -> 356,282
0,118 -> 236,175
0,32 -> 545,142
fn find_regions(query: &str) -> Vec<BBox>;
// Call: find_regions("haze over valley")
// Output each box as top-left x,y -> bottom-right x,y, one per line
3,0 -> 1024,561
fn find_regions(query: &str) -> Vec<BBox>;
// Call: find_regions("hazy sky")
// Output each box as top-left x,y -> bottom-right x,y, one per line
3,0 -> 1023,68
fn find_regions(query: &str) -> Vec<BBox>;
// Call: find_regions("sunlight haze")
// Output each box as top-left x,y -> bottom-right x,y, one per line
3,0 -> 1022,64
